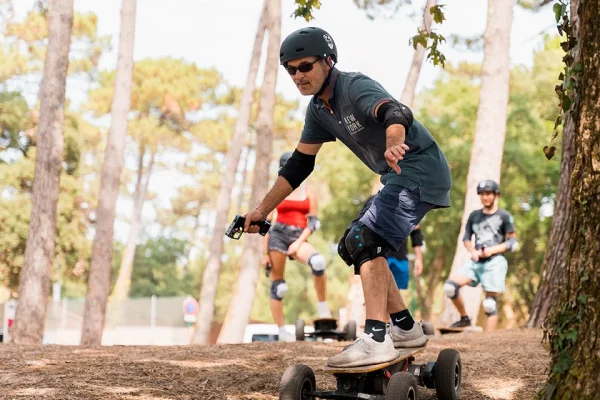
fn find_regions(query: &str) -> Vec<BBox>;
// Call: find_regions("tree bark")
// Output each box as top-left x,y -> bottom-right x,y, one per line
236,142 -> 252,215
80,0 -> 137,347
545,1 -> 600,397
193,1 -> 268,344
217,0 -> 281,344
439,0 -> 513,326
399,0 -> 436,107
526,0 -> 579,330
111,147 -> 155,301
12,0 -> 73,345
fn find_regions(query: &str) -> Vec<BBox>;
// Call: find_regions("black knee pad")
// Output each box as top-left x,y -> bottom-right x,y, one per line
337,228 -> 354,266
338,222 -> 386,272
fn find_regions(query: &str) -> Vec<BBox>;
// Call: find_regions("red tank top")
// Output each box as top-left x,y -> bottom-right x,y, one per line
276,196 -> 310,228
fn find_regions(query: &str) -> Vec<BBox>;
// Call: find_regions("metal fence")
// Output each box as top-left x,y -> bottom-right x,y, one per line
1,296 -> 192,345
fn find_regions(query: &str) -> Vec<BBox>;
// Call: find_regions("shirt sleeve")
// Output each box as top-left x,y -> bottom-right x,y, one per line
300,107 -> 336,144
347,74 -> 394,120
462,211 -> 475,242
410,228 -> 424,247
502,211 -> 516,235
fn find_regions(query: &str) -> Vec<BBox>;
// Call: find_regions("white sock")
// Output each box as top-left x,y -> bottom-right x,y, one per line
317,301 -> 331,315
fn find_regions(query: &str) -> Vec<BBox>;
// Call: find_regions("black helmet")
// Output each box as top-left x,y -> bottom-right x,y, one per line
279,151 -> 293,169
477,180 -> 500,194
279,27 -> 338,66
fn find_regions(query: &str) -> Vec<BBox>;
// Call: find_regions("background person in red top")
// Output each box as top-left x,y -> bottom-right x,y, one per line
262,152 -> 331,342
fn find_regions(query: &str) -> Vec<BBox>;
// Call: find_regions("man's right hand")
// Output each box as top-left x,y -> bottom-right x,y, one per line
384,143 -> 409,174
470,250 -> 482,262
243,208 -> 266,233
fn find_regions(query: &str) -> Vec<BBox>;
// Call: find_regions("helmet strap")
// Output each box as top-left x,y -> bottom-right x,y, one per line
315,60 -> 336,97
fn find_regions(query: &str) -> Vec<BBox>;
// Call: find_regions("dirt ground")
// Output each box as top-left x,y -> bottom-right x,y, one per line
0,328 -> 548,400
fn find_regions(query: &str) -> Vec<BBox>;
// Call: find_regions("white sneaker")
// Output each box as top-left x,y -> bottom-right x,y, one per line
327,333 -> 398,368
389,322 -> 428,348
278,331 -> 296,343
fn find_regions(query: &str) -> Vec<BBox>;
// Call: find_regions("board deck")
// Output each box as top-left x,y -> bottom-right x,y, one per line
438,325 -> 483,334
323,347 -> 426,374
313,317 -> 337,323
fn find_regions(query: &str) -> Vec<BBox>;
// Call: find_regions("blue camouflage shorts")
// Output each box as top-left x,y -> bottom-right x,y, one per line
345,184 -> 435,274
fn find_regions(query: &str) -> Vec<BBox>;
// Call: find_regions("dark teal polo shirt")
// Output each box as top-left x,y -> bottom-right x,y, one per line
300,69 -> 451,207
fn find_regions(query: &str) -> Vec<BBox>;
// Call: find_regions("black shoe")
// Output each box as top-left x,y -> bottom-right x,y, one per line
450,317 -> 471,328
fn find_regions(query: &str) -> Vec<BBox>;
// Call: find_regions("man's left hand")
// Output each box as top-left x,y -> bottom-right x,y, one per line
385,144 -> 410,174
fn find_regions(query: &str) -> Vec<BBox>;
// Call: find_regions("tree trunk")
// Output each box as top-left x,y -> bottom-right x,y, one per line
526,0 -> 579,330
217,0 -> 281,344
12,0 -> 73,345
439,0 -> 513,326
545,1 -> 600,397
193,1 -> 268,344
80,0 -> 137,347
399,0 -> 436,107
236,142 -> 252,214
111,147 -> 155,301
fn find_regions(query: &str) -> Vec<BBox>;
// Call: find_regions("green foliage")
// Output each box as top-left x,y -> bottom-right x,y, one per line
0,147 -> 92,293
430,4 -> 446,23
0,91 -> 30,156
1,8 -> 110,83
545,0 -> 579,159
292,0 -> 322,21
0,108 -> 102,292
313,145 -> 374,242
110,236 -> 196,297
292,1 -> 447,66
517,0 -> 554,9
448,34 -> 484,52
410,23 -> 447,67
352,0 -> 410,20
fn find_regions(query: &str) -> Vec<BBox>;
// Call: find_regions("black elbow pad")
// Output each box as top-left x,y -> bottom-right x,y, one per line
278,150 -> 316,189
376,101 -> 414,130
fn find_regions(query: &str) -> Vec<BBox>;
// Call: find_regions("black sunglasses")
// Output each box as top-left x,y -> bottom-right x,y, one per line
285,58 -> 321,75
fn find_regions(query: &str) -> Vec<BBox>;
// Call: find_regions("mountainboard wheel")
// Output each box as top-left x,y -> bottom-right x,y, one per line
386,371 -> 419,400
280,364 -> 315,400
434,348 -> 461,400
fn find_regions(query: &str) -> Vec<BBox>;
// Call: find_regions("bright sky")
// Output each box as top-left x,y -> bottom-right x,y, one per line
11,0 -> 557,112
72,0 -> 555,110
14,0 -> 557,243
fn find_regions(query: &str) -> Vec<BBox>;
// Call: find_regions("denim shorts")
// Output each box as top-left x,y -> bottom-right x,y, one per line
267,223 -> 303,254
345,184 -> 434,274
458,255 -> 508,293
